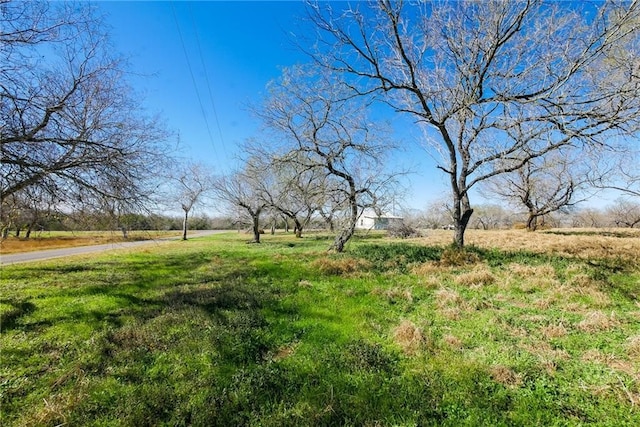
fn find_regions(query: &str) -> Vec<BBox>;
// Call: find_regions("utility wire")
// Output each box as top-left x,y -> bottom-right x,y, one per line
170,1 -> 219,160
188,3 -> 228,159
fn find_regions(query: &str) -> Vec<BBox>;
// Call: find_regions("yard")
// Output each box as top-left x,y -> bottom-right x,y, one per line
1,229 -> 639,425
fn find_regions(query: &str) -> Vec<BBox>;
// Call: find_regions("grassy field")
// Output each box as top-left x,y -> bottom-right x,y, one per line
1,229 -> 639,426
0,230 -> 183,254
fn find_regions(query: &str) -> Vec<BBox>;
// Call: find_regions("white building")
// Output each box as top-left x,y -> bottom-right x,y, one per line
355,208 -> 404,230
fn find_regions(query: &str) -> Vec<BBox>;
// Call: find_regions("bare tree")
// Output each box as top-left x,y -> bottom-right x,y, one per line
307,0 -> 640,247
470,204 -> 511,230
212,166 -> 269,244
169,162 -> 215,240
260,159 -> 325,238
578,208 -> 607,228
1,1 -> 171,212
423,198 -> 455,230
256,65 -> 398,252
606,198 -> 640,228
482,152 -> 588,231
589,148 -> 640,199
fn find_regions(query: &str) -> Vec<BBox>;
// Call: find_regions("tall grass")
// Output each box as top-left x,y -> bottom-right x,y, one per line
1,230 -> 639,426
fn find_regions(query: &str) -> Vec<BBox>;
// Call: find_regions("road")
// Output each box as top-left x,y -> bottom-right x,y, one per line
0,230 -> 228,266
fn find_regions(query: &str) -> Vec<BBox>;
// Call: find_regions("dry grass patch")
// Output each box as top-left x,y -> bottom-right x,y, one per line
442,334 -> 464,350
489,365 -> 523,388
312,256 -> 372,275
507,263 -> 556,279
393,320 -> 426,354
298,280 -> 313,288
434,287 -> 461,307
540,323 -> 568,339
434,287 -> 467,319
372,287 -> 414,304
0,231 -> 181,254
411,261 -> 451,276
439,247 -> 480,267
413,228 -> 640,263
454,266 -> 495,288
522,342 -> 571,375
272,342 -> 300,361
581,349 -> 639,380
577,311 -> 620,332
625,335 -> 640,360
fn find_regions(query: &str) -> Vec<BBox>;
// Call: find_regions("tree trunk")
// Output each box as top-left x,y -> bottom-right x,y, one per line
294,219 -> 303,238
452,197 -> 474,248
331,189 -> 358,252
251,213 -> 261,243
526,213 -> 538,232
453,210 -> 473,248
182,208 -> 189,240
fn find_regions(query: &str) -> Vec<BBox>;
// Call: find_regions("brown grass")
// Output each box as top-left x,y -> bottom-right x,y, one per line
393,320 -> 426,354
625,335 -> 640,360
0,230 -> 181,254
312,256 -> 372,275
442,334 -> 464,350
454,267 -> 495,288
434,287 -> 462,308
413,228 -> 640,262
577,311 -> 620,332
540,323 -> 568,339
372,287 -> 414,303
489,365 -> 523,388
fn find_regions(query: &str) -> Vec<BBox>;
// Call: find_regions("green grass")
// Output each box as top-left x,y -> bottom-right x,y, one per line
1,232 -> 639,426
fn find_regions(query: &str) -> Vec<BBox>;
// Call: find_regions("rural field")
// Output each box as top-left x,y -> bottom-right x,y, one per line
1,229 -> 639,426
0,230 -> 184,255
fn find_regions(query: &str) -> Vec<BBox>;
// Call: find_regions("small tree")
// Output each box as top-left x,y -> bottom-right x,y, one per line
256,65 -> 398,252
606,199 -> 640,228
170,162 -> 215,240
212,166 -> 268,244
483,153 -> 587,231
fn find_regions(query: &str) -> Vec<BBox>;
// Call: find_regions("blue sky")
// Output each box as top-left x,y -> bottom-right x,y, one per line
96,0 -> 448,212
95,1 -> 627,212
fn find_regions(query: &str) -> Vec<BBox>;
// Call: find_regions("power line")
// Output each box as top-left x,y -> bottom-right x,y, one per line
170,1 -> 219,160
188,3 -> 228,159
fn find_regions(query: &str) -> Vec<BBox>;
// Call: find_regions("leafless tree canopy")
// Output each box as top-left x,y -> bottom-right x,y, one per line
1,0 -> 171,211
212,164 -> 270,244
482,151 -> 589,231
169,162 -> 215,240
255,65 -> 399,251
307,0 -> 640,246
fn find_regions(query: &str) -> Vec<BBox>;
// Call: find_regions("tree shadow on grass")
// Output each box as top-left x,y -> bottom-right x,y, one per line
0,299 -> 36,331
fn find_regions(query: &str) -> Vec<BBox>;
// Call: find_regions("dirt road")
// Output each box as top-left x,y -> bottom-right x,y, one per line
0,230 -> 228,265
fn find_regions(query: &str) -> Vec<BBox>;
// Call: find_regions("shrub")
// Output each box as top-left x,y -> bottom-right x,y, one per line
439,247 -> 480,266
387,222 -> 422,239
